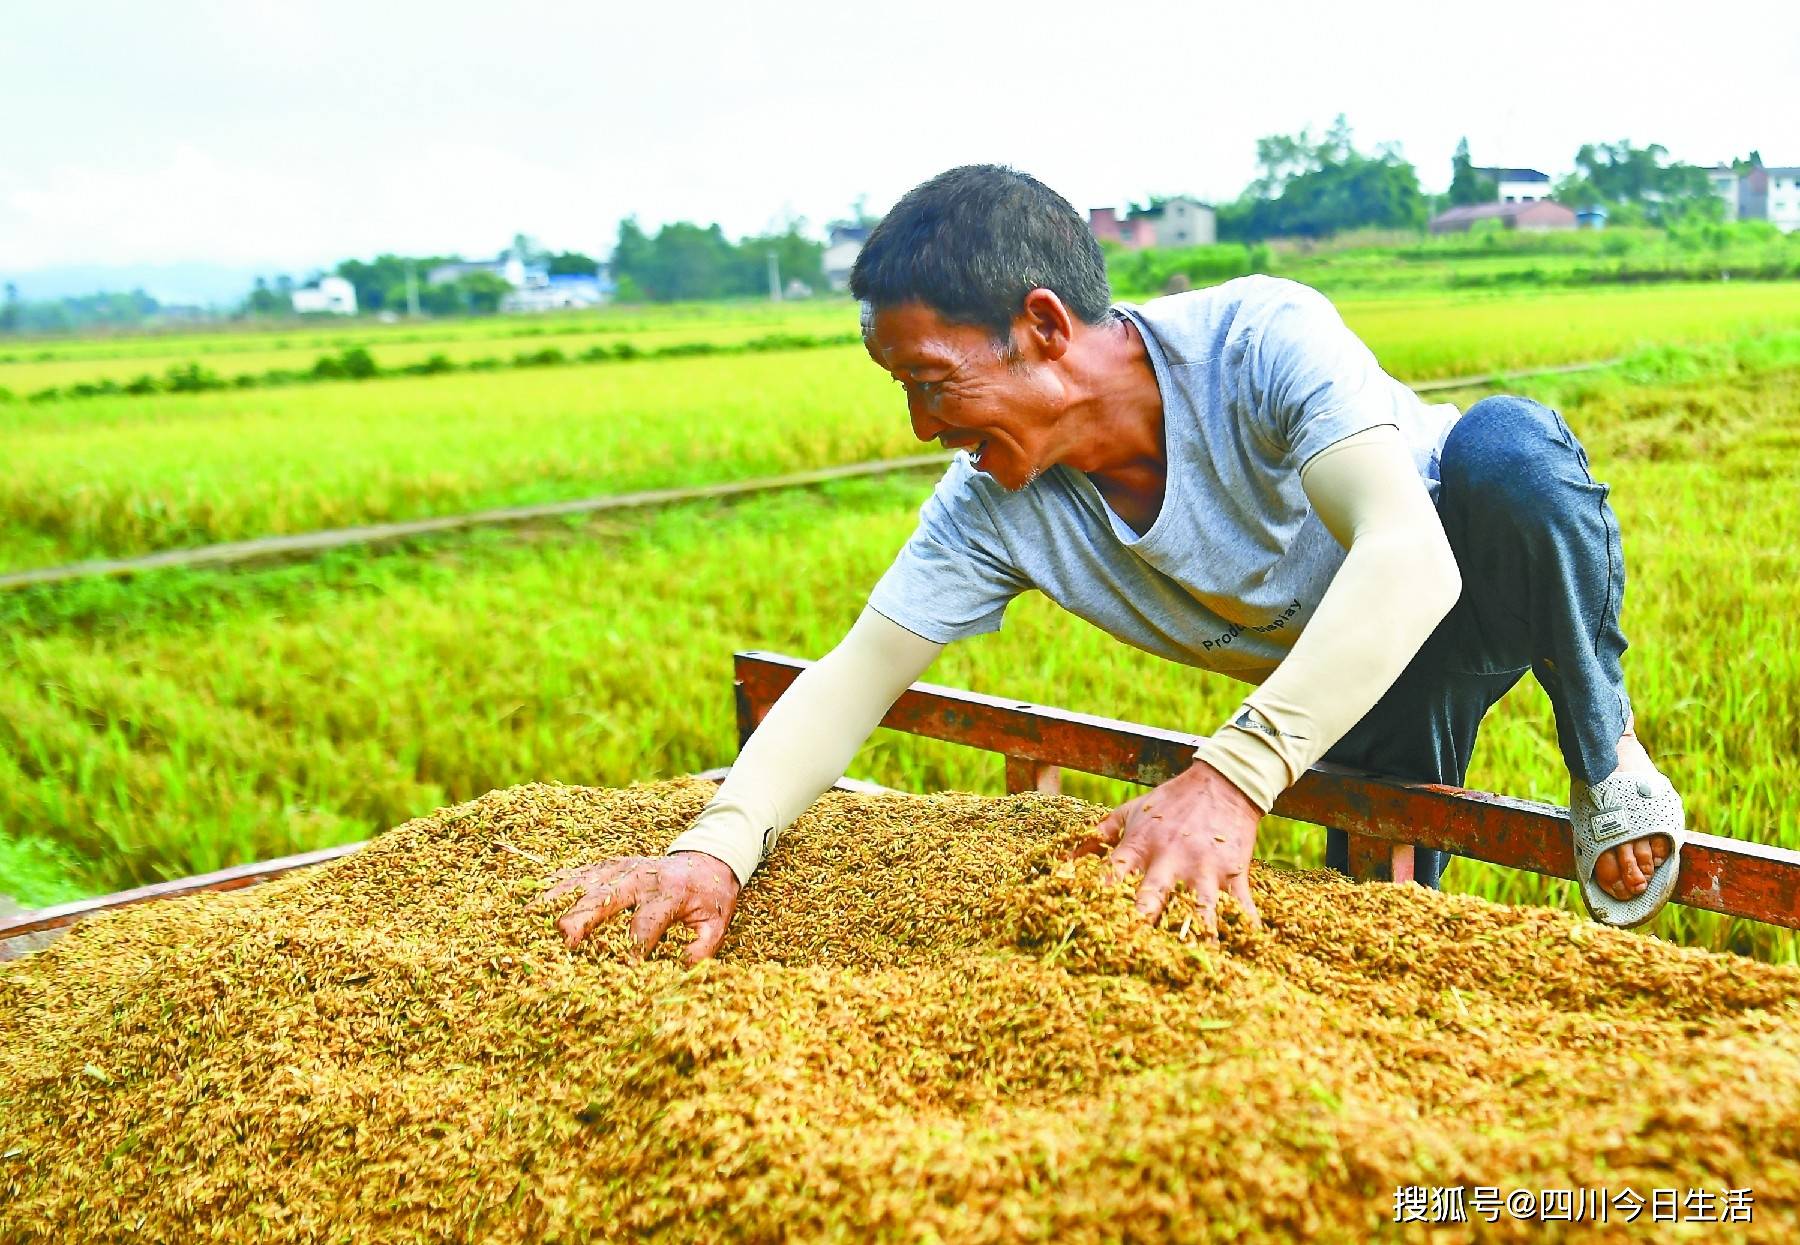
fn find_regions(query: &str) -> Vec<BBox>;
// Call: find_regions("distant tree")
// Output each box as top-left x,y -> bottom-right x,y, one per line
1321,114 -> 1356,160
1579,141 -> 1663,202
1,282 -> 18,333
336,254 -> 459,314
401,269 -> 514,316
334,257 -> 391,312
1660,170 -> 1726,224
1247,115 -> 1356,198
1212,197 -> 1259,242
243,276 -> 291,317
456,271 -> 513,314
545,251 -> 600,276
1125,194 -> 1175,217
1272,154 -> 1426,237
612,219 -> 731,300
16,289 -> 161,331
655,223 -> 739,300
1560,140 -> 1719,224
612,218 -> 654,285
23,302 -> 72,333
734,226 -> 826,295
1249,132 -> 1317,198
465,271 -> 511,313
1551,172 -> 1605,211
1223,117 -> 1426,240
1447,138 -> 1497,206
414,280 -> 462,317
609,216 -> 828,302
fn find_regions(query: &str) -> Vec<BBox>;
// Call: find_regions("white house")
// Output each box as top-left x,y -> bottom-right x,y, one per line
823,223 -> 871,292
1705,165 -> 1741,220
427,255 -> 545,290
1143,196 -> 1217,247
1762,167 -> 1800,233
502,269 -> 616,312
1476,168 -> 1553,204
291,275 -> 357,315
1699,163 -> 1800,233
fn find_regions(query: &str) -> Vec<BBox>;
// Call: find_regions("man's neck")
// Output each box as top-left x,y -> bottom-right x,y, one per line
1056,315 -> 1167,520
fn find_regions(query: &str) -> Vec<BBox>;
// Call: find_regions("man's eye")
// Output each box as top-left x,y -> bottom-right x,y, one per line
896,376 -> 945,402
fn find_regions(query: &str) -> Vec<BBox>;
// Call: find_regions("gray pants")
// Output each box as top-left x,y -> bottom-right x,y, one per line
1322,395 -> 1632,890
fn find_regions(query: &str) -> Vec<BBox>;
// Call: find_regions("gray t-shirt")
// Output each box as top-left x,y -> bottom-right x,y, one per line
866,276 -> 1460,683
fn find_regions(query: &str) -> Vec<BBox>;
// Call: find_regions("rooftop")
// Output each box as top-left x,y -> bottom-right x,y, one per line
1475,167 -> 1551,183
1431,200 -> 1574,225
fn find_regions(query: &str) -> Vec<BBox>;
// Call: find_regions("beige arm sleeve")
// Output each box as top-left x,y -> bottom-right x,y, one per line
664,607 -> 944,885
1192,424 -> 1462,812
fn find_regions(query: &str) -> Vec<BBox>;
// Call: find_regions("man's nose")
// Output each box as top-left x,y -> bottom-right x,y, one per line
910,406 -> 947,443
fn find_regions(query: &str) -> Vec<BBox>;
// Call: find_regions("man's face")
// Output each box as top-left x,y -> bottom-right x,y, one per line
862,301 -> 1061,491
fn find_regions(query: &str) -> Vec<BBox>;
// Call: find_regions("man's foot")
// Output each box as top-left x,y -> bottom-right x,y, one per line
1589,725 -> 1673,902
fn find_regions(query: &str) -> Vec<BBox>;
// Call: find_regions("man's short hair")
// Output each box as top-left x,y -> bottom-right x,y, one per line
850,165 -> 1112,343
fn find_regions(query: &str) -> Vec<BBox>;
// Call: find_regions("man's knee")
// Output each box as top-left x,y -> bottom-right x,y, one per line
1441,395 -> 1588,513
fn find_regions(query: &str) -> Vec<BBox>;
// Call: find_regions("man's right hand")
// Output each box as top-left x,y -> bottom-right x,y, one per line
545,851 -> 741,963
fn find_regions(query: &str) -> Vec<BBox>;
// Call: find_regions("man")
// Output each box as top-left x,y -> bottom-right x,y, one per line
550,165 -> 1684,961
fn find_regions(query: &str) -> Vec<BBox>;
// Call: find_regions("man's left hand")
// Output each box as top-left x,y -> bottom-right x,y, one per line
1073,761 -> 1263,936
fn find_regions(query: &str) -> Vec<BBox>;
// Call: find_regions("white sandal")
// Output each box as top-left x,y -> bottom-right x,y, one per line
1568,768 -> 1686,928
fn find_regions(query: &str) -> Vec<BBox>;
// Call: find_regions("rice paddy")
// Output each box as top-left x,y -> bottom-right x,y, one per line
3,281 -> 1799,976
7,284 -> 1800,571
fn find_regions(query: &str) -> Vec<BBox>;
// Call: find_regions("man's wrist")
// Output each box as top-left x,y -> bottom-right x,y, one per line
665,799 -> 768,888
1186,737 -> 1280,815
667,849 -> 743,891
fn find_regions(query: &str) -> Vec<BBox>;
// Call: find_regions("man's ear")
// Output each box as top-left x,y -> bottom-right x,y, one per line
1016,288 -> 1074,363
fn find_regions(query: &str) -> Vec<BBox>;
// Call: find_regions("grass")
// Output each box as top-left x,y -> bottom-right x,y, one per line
0,299 -> 856,375
12,280 -> 1800,399
7,283 -> 1800,572
0,306 -> 861,395
1324,282 -> 1800,377
1105,223 -> 1800,300
0,349 -> 910,570
4,353 -> 1799,960
1273,234 -> 1800,296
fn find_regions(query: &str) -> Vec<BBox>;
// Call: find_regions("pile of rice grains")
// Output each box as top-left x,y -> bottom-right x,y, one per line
4,780 -> 1798,1243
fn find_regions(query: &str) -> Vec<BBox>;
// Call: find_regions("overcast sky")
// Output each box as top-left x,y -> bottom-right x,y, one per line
3,0 -> 1796,296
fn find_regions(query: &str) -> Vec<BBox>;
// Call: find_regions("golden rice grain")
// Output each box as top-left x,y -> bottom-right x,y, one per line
2,779 -> 1796,1243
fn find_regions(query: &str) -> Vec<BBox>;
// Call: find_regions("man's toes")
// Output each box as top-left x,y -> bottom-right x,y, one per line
1649,833 -> 1672,867
1595,848 -> 1640,901
1618,843 -> 1649,895
1593,846 -> 1623,899
1593,845 -> 1617,886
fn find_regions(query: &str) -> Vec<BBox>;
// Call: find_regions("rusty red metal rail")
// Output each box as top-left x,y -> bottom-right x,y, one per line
0,842 -> 367,949
7,649 -> 1797,949
733,651 -> 1800,930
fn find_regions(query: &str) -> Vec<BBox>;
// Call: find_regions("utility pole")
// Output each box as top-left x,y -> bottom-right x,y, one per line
405,263 -> 421,317
766,250 -> 781,302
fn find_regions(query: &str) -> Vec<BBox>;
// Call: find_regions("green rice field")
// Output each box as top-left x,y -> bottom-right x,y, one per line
3,280 -> 1799,964
7,283 -> 1800,573
0,301 -> 856,389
